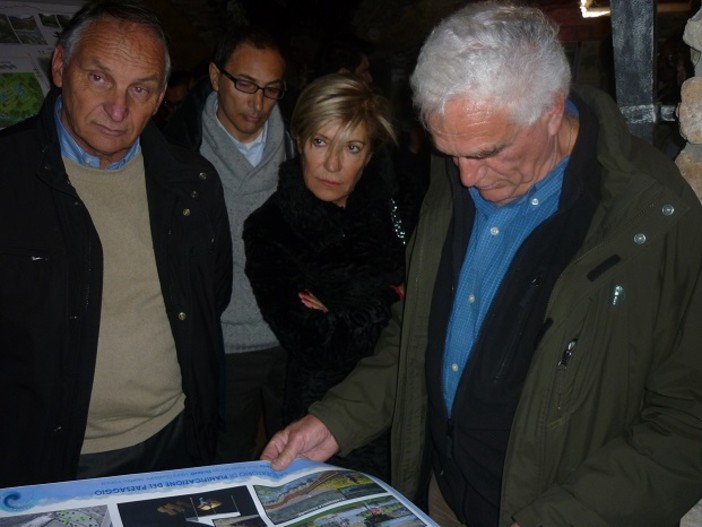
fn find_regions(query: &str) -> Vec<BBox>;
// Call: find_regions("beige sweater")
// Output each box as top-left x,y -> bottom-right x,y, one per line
65,154 -> 184,454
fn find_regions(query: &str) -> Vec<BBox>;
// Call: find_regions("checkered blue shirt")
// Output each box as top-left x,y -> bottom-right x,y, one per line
442,155 -> 569,412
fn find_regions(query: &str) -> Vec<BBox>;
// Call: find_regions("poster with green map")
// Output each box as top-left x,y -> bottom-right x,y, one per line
0,71 -> 44,128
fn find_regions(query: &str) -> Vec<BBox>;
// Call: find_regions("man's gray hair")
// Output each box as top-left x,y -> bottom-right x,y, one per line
58,0 -> 171,88
410,1 -> 571,126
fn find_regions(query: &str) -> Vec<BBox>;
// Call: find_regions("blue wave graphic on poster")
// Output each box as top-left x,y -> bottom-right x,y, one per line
0,490 -> 37,513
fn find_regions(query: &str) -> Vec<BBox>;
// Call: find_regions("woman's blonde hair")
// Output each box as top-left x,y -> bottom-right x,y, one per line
291,74 -> 396,153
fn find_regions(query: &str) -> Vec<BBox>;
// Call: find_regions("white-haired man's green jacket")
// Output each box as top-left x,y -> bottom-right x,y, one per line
311,85 -> 702,526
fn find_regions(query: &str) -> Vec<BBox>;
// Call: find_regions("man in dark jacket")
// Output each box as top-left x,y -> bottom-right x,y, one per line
0,1 -> 232,488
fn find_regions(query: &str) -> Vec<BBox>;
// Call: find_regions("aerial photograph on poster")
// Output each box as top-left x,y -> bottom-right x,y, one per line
0,64 -> 44,128
0,505 -> 111,527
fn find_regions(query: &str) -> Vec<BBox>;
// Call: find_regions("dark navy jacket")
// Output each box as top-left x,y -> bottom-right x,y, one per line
0,90 -> 232,487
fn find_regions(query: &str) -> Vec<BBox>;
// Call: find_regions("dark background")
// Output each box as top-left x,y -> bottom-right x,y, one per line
142,0 -> 698,104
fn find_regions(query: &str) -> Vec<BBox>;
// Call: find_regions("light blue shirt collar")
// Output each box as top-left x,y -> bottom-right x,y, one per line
54,96 -> 141,170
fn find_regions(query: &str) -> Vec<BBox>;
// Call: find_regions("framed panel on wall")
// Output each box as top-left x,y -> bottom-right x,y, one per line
0,0 -> 83,128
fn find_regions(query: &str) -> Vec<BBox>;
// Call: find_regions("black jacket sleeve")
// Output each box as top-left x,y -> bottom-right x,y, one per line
244,206 -> 400,370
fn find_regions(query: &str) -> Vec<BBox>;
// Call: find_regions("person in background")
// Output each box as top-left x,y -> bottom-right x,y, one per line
153,69 -> 194,127
164,26 -> 294,464
0,0 -> 232,487
260,2 -> 702,526
244,74 -> 406,481
314,34 -> 373,84
277,34 -> 373,131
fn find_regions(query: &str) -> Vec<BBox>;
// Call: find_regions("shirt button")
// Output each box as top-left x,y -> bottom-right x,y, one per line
182,208 -> 191,216
178,312 -> 187,321
490,226 -> 500,236
468,293 -> 476,303
451,363 -> 459,372
198,172 -> 207,180
531,197 -> 540,206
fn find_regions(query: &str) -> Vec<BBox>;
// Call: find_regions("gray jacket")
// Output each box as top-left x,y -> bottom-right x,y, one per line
164,84 -> 292,353
200,93 -> 287,353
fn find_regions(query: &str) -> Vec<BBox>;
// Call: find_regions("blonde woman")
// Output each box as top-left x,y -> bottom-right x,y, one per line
243,74 -> 406,480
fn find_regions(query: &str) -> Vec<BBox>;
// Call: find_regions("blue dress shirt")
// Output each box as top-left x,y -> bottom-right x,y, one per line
442,155 -> 569,412
54,96 -> 140,170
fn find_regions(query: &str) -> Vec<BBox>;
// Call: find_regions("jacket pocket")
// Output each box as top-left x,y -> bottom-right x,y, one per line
544,280 -> 634,479
0,247 -> 60,319
549,283 -> 631,420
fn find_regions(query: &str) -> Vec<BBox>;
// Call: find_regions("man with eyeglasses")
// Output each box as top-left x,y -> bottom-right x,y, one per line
164,26 -> 294,464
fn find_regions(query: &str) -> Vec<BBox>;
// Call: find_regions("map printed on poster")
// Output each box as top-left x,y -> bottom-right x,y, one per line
0,55 -> 45,128
0,460 -> 438,527
0,0 -> 82,127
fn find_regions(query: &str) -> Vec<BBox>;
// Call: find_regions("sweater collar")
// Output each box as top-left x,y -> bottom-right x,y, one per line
202,91 -> 284,167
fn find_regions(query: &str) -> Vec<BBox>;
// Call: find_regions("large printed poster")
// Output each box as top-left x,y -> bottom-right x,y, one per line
0,0 -> 82,127
0,460 -> 437,527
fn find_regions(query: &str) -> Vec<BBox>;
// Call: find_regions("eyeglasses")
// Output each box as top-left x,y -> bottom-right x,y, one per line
218,68 -> 286,100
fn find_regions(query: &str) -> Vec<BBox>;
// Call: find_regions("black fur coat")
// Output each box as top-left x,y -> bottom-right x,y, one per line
243,156 -> 406,479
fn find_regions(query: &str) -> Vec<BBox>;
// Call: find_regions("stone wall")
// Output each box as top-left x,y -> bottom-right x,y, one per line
677,10 -> 702,527
676,7 -> 702,201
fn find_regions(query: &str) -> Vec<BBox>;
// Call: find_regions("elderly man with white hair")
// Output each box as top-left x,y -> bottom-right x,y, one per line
260,2 -> 702,526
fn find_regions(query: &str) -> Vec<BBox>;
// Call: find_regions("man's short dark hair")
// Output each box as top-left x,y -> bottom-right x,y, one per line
58,0 -> 171,83
212,26 -> 284,70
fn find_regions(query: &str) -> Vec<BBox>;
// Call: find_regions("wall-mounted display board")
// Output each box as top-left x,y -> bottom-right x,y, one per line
0,0 -> 83,128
